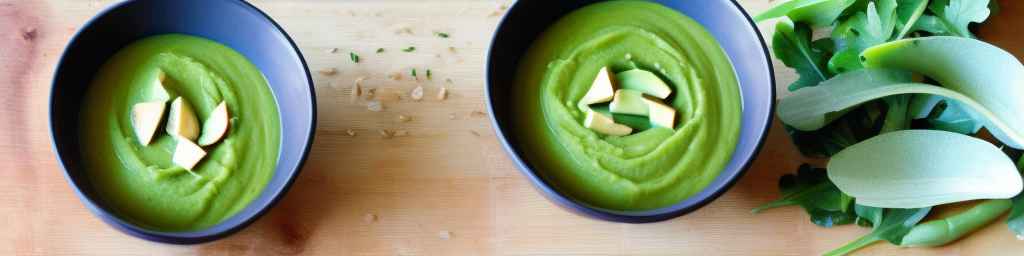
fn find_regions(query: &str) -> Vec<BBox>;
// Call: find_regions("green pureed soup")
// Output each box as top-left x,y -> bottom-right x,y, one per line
512,1 -> 742,210
79,34 -> 280,231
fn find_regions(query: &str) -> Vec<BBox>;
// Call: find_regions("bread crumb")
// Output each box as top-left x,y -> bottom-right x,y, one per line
394,130 -> 409,137
410,86 -> 424,101
351,83 -> 362,103
437,87 -> 448,101
363,213 -> 377,223
346,129 -> 357,137
397,115 -> 412,122
318,68 -> 338,76
470,131 -> 480,137
367,100 -> 383,112
364,88 -> 376,100
438,230 -> 452,240
387,72 -> 403,81
379,129 -> 392,139
449,113 -> 457,120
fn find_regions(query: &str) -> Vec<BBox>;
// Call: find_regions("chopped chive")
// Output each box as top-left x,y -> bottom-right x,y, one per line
426,69 -> 432,80
411,68 -> 417,79
376,48 -> 385,53
402,46 -> 416,52
350,52 -> 360,63
435,32 -> 450,38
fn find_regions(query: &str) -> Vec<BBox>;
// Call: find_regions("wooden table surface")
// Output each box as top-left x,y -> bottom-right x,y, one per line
3,0 -> 1023,255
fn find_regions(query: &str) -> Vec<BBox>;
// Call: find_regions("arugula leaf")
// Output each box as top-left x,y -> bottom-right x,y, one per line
1008,155 -> 1024,238
753,164 -> 857,227
928,0 -> 991,38
824,207 -> 932,256
829,0 -> 898,73
786,103 -> 885,157
894,0 -> 929,39
755,0 -> 858,27
772,19 -> 832,91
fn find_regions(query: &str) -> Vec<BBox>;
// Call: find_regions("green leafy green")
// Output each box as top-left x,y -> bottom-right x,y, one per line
855,204 -> 883,227
927,0 -> 991,38
1008,156 -> 1024,238
828,130 -> 1023,208
828,0 -> 897,73
753,164 -> 857,227
772,19 -> 832,91
894,0 -> 929,39
824,207 -> 931,256
755,0 -> 858,27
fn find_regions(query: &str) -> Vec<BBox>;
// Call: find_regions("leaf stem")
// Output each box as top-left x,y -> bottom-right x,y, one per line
751,200 -> 798,213
824,235 -> 880,256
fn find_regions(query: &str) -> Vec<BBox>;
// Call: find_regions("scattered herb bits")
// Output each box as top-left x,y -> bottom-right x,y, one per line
435,32 -> 450,38
402,46 -> 416,52
376,48 -> 385,54
350,52 -> 360,63
426,69 -> 432,80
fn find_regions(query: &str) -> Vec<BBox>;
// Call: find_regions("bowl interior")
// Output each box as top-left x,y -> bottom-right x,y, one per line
50,0 -> 315,243
486,0 -> 773,222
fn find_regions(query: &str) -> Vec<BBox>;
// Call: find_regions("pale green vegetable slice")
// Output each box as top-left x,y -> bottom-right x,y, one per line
777,68 -> 911,130
754,0 -> 857,27
827,129 -> 1023,209
861,36 -> 1024,148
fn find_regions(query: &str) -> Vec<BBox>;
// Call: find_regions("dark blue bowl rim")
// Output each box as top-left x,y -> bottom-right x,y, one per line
484,0 -> 776,223
47,0 -> 317,244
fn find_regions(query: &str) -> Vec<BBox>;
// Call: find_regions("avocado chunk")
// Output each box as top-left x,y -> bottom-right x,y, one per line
645,98 -> 676,128
148,71 -> 171,101
172,137 -> 207,170
130,101 -> 167,146
592,105 -> 653,131
584,110 -> 632,136
577,67 -> 616,111
198,101 -> 230,146
166,97 -> 200,141
609,89 -> 649,116
616,69 -> 672,99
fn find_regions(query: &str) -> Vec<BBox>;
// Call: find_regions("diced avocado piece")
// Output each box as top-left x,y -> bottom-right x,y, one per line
609,89 -> 649,116
645,98 -> 677,129
172,137 -> 206,170
166,97 -> 200,141
148,71 -> 171,101
584,110 -> 632,136
616,69 -> 672,99
592,105 -> 652,131
577,67 -> 616,111
130,101 -> 167,146
197,101 -> 230,146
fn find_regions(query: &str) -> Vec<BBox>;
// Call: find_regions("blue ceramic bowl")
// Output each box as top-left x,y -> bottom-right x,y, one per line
49,0 -> 315,244
485,0 -> 774,223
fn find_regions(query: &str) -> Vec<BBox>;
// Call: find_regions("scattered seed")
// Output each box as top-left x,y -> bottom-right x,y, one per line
350,52 -> 360,63
394,26 -> 414,35
411,86 -> 424,101
346,129 -> 357,137
397,115 -> 412,122
328,48 -> 339,53
351,82 -> 361,103
21,27 -> 36,41
394,130 -> 409,137
364,88 -> 377,100
402,46 -> 416,52
376,48 -> 385,53
437,87 -> 448,101
379,129 -> 392,139
426,69 -> 433,80
387,72 -> 403,81
411,69 -> 418,81
438,230 -> 452,240
471,110 -> 487,118
318,68 -> 338,76
470,131 -> 481,137
367,100 -> 383,112
363,213 -> 377,223
435,32 -> 450,38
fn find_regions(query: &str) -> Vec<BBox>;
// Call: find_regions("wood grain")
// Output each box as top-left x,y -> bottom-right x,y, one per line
1,0 -> 1022,255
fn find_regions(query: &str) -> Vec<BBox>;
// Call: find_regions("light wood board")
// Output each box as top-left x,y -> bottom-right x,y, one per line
2,0 -> 1023,255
